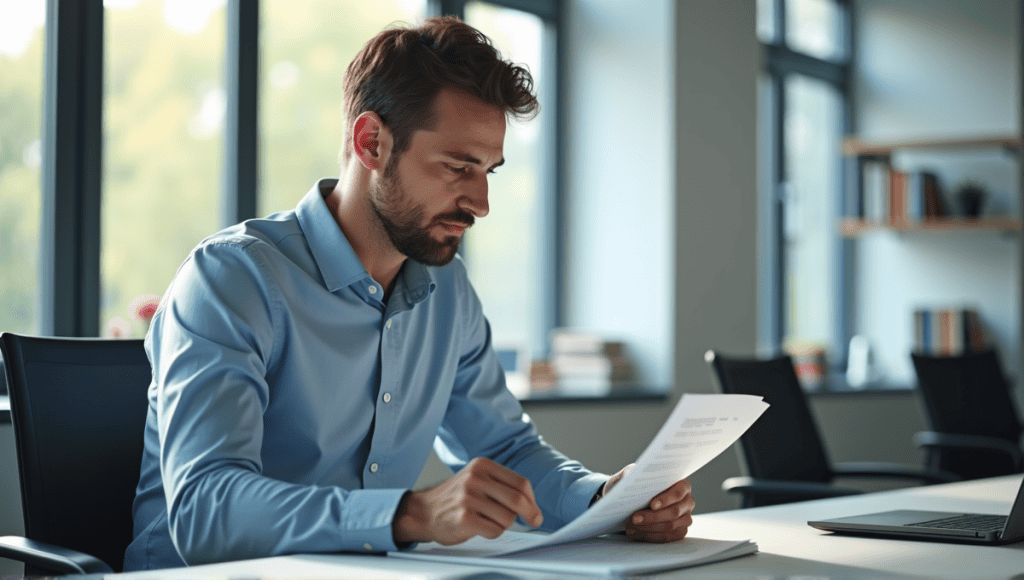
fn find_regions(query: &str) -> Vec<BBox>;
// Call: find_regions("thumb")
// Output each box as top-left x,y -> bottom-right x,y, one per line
605,463 -> 635,494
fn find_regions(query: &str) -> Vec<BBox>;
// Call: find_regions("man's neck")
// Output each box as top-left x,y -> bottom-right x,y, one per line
325,165 -> 405,297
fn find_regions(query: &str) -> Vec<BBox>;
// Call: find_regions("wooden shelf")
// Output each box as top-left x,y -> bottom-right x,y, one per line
842,135 -> 1022,157
840,217 -> 1023,237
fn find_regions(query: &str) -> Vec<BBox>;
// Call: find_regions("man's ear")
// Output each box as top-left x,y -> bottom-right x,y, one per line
351,112 -> 393,172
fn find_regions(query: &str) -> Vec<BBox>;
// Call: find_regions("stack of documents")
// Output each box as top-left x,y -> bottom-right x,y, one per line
390,394 -> 769,576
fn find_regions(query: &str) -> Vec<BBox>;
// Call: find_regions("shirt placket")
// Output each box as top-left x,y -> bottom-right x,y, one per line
363,281 -> 405,488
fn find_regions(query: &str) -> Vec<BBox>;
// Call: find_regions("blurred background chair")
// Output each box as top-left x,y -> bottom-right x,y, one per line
705,350 -> 958,508
0,333 -> 151,575
911,349 -> 1023,481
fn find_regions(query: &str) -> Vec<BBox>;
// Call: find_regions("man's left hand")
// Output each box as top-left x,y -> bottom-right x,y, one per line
600,464 -> 695,543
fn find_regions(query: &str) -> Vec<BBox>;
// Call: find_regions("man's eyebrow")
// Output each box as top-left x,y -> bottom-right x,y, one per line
443,150 -> 505,169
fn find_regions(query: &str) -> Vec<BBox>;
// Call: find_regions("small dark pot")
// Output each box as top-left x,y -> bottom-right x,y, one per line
956,186 -> 986,218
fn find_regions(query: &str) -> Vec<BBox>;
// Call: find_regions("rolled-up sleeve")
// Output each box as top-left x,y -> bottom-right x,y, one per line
433,276 -> 609,530
152,239 -> 405,564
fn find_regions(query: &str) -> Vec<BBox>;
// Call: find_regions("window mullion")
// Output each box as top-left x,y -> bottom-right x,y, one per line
42,0 -> 103,337
224,0 -> 259,225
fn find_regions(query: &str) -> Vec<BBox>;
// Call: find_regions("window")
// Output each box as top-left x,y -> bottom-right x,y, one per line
0,0 -> 45,336
102,0 -> 225,337
783,75 -> 842,348
786,0 -> 846,61
259,0 -> 428,215
759,0 -> 850,380
462,1 -> 553,359
20,0 -> 565,394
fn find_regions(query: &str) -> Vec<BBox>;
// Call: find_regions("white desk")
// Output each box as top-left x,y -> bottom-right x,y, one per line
116,475 -> 1024,580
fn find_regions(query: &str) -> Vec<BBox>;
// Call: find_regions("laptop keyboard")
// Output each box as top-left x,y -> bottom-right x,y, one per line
906,514 -> 1006,532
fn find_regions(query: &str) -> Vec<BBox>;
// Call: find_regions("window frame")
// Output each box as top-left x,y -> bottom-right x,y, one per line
759,0 -> 854,368
38,0 -> 564,345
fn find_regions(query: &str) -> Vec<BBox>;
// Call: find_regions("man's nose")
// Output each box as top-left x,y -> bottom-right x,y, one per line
457,174 -> 489,219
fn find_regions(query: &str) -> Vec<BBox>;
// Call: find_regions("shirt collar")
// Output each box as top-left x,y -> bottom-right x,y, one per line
295,179 -> 436,301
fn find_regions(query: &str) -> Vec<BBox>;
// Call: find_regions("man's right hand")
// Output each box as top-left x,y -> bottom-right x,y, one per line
393,457 -> 544,545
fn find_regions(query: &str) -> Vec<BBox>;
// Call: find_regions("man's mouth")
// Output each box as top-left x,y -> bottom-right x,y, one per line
437,220 -> 472,234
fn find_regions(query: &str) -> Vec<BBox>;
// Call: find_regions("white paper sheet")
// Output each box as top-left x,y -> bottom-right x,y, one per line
392,531 -> 758,576
401,394 -> 769,558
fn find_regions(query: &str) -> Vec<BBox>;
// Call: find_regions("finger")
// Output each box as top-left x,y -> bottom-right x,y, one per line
473,460 -> 544,526
607,463 -> 635,490
466,487 -> 521,531
443,509 -> 507,544
648,479 -> 693,510
629,511 -> 693,534
630,494 -> 695,525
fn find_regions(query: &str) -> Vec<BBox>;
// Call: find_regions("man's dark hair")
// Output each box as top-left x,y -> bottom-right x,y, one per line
341,15 -> 539,163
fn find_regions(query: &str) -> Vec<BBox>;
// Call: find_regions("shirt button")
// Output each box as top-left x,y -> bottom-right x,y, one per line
363,543 -> 374,551
369,462 -> 379,473
368,285 -> 378,295
382,392 -> 391,403
385,319 -> 392,330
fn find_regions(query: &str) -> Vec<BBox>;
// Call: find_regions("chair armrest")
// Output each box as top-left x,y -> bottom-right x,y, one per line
0,535 -> 113,575
913,431 -> 1024,472
721,476 -> 862,499
832,461 -> 960,484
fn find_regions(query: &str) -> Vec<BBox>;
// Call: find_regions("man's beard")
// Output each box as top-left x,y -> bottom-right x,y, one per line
369,157 -> 475,266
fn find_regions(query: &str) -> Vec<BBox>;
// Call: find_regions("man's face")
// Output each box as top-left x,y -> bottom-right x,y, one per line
369,88 -> 506,266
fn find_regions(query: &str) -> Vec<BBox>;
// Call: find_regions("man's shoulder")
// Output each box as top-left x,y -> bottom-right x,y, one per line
193,212 -> 303,261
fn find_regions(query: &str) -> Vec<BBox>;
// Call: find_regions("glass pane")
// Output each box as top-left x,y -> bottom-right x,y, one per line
786,0 -> 845,61
757,0 -> 776,43
102,0 -> 225,337
782,75 -> 842,365
0,0 -> 45,335
260,0 -> 428,215
464,2 -> 550,361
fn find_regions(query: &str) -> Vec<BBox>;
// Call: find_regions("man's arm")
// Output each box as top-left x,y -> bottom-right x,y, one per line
430,268 -> 608,533
153,240 -> 407,564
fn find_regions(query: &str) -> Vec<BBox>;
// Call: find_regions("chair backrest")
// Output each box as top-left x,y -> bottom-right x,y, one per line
911,349 -> 1022,479
0,333 -> 151,573
705,350 -> 833,484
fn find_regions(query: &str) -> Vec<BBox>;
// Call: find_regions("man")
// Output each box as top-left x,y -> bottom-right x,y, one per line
124,16 -> 694,571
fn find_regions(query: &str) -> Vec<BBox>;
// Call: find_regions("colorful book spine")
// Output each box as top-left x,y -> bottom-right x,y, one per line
912,307 -> 986,355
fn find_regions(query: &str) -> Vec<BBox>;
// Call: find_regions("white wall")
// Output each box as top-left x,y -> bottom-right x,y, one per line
854,0 -> 1023,385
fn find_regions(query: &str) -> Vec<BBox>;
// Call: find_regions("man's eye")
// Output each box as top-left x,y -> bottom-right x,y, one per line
445,164 -> 468,174
486,169 -> 498,175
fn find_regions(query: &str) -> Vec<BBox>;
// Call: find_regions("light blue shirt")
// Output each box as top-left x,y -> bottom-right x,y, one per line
123,180 -> 607,570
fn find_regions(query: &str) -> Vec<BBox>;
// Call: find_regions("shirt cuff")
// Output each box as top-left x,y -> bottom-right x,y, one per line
561,472 -> 610,523
340,488 -> 409,553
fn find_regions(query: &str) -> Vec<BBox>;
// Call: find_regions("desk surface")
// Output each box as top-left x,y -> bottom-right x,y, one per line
115,475 -> 1024,580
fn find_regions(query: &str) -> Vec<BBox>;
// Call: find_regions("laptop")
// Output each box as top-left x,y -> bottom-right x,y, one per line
808,477 -> 1024,544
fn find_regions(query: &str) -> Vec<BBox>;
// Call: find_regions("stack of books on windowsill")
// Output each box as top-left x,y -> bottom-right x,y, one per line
547,329 -> 635,396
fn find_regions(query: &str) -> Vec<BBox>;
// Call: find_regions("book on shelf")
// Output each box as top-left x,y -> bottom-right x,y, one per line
845,156 -> 864,218
921,171 -> 946,218
862,160 -> 889,223
854,161 -> 946,224
913,307 -> 986,355
889,170 -> 908,224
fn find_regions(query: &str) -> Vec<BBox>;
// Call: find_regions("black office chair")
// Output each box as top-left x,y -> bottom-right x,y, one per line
705,350 -> 958,508
911,349 -> 1023,480
0,333 -> 151,575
